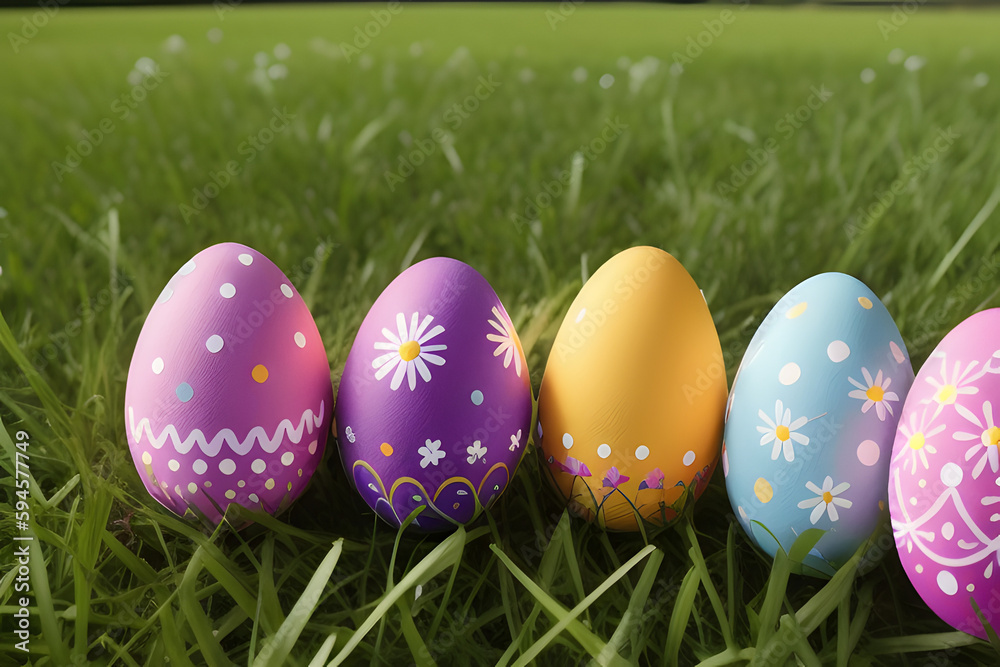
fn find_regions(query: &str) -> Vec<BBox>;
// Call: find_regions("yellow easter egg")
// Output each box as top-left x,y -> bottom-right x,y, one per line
537,246 -> 726,530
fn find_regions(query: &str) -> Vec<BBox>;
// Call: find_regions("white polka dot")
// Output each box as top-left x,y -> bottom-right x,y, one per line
294,332 -> 306,348
635,445 -> 650,461
596,444 -> 611,459
158,286 -> 173,303
168,459 -> 180,472
192,459 -> 208,475
738,506 -> 748,521
187,482 -> 198,494
251,458 -> 267,474
238,253 -> 253,265
942,462 -> 963,488
220,282 -> 236,298
942,522 -> 955,540
910,497 -> 918,505
178,260 -> 196,275
225,489 -> 236,500
968,583 -> 976,592
308,440 -> 318,455
575,308 -> 587,323
206,335 -> 224,353
248,493 -> 259,503
281,452 -> 295,466
683,450 -> 696,466
152,357 -> 164,374
916,564 -> 924,573
281,284 -> 293,298
141,451 -> 152,465
219,459 -> 236,475
827,340 -> 850,363
937,570 -> 958,596
562,433 -> 574,449
237,480 -> 245,487
890,341 -> 905,364
779,362 -> 801,385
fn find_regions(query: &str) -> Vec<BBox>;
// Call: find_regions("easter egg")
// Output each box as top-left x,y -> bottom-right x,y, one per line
536,246 -> 726,531
335,257 -> 532,532
124,243 -> 333,525
724,272 -> 913,576
889,309 -> 1000,638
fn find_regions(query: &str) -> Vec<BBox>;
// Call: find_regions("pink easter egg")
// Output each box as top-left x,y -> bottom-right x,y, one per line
889,309 -> 1000,638
124,243 -> 333,525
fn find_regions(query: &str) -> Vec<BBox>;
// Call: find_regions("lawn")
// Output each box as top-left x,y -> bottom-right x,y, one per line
2,2 -> 1000,665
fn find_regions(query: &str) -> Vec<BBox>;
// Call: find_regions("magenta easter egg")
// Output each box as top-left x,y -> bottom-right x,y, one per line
889,309 -> 1000,638
335,257 -> 532,532
125,243 -> 333,524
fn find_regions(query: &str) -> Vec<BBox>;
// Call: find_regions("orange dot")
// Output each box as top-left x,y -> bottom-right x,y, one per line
252,364 -> 269,383
380,442 -> 394,456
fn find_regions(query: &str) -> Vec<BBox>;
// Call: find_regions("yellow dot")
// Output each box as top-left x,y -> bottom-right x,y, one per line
287,482 -> 293,491
225,489 -> 236,500
858,297 -> 873,309
866,386 -> 884,402
252,364 -> 269,383
453,503 -> 460,509
983,426 -> 1000,447
141,451 -> 152,465
265,478 -> 275,490
936,385 -> 957,405
380,442 -> 394,456
754,478 -> 774,503
238,480 -> 246,488
822,491 -> 833,504
916,564 -> 924,573
908,433 -> 926,450
204,481 -> 212,488
187,482 -> 198,494
297,468 -> 303,477
786,302 -> 808,319
775,425 -> 790,442
399,340 -> 421,362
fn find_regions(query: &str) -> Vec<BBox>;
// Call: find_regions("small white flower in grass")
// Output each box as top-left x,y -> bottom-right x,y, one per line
372,312 -> 446,391
467,440 -> 486,464
904,55 -> 926,72
860,68 -> 876,84
888,48 -> 905,65
848,367 -> 900,421
418,439 -> 445,468
164,35 -> 186,53
756,399 -> 809,462
599,73 -> 615,89
572,66 -> 588,83
207,28 -> 223,44
267,64 -> 288,80
973,73 -> 989,88
273,43 -> 291,60
956,401 -> 1000,480
798,476 -> 852,524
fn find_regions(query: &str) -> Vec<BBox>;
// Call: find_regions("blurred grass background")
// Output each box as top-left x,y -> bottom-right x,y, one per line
2,3 -> 1000,665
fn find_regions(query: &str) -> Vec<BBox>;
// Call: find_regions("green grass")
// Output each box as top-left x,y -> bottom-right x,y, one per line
2,3 -> 1000,665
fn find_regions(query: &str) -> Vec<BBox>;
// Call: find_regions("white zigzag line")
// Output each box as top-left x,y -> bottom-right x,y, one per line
128,401 -> 325,456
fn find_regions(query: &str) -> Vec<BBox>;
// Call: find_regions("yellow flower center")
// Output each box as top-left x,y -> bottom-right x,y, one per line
775,425 -> 791,442
936,385 -> 958,405
866,386 -> 884,402
399,340 -> 421,362
823,491 -> 833,504
982,426 -> 1000,447
908,432 -> 926,450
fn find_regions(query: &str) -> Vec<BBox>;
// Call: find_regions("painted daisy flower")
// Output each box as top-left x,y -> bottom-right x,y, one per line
373,312 -> 446,391
418,439 -> 445,468
922,353 -> 980,413
602,467 -> 629,489
486,306 -> 523,377
797,476 -> 852,524
466,440 -> 486,464
508,429 -> 522,452
757,399 -> 809,462
848,367 -> 899,421
891,408 -> 944,474
956,400 -> 1000,480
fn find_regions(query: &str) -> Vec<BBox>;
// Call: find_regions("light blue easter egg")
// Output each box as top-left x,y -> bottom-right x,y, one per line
723,273 -> 914,576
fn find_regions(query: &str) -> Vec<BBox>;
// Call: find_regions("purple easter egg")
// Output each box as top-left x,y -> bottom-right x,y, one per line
335,257 -> 532,532
890,309 -> 1000,638
125,243 -> 333,525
